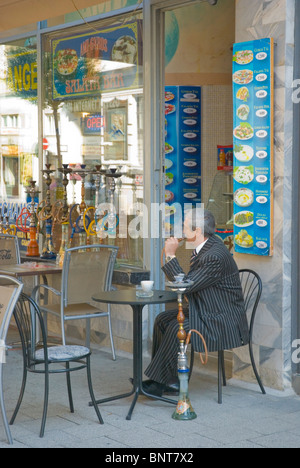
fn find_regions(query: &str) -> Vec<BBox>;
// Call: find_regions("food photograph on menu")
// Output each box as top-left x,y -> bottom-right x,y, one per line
232,38 -> 274,256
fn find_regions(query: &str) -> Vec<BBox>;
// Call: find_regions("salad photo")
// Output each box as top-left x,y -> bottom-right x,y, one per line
233,69 -> 253,85
233,165 -> 254,184
233,50 -> 254,65
234,122 -> 254,140
165,142 -> 174,154
234,211 -> 254,227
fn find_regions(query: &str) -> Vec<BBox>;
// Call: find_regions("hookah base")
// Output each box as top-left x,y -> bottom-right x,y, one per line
172,397 -> 197,421
40,252 -> 57,260
26,244 -> 40,257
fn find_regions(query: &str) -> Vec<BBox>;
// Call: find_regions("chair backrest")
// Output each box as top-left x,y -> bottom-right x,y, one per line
0,275 -> 23,347
239,269 -> 262,338
0,234 -> 20,265
62,244 -> 119,306
13,293 -> 48,366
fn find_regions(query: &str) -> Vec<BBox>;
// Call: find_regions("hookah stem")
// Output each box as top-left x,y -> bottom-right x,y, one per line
177,292 -> 187,351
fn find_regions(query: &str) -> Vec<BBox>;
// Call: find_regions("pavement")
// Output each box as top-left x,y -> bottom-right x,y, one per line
1,331 -> 300,449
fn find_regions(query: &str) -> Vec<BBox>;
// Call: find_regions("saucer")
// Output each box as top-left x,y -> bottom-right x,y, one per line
136,290 -> 154,298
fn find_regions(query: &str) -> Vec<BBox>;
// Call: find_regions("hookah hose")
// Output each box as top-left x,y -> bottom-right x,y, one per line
83,206 -> 96,236
185,329 -> 208,366
16,207 -> 30,233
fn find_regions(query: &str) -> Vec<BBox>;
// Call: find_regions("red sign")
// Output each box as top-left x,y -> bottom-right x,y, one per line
43,138 -> 49,151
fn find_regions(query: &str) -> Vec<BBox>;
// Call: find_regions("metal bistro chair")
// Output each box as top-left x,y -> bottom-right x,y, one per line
190,269 -> 266,404
10,293 -> 103,439
0,234 -> 21,265
32,245 -> 118,360
0,275 -> 23,445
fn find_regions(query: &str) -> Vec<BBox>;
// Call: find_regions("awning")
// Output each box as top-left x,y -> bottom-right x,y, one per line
0,0 -> 108,32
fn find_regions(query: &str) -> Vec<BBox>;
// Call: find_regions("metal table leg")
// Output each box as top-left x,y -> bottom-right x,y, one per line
91,303 -> 176,418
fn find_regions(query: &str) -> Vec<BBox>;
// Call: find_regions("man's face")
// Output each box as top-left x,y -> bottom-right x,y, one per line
183,217 -> 198,243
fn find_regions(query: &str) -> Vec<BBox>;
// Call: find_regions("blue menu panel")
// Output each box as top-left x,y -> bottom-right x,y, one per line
232,38 -> 274,256
165,86 -> 201,227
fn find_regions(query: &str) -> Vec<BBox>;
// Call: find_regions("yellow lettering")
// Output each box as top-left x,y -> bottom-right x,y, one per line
23,63 -> 30,91
14,65 -> 22,91
31,62 -> 37,90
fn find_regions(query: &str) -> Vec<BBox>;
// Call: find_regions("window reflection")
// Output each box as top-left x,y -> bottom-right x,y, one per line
43,14 -> 144,266
0,38 -> 38,199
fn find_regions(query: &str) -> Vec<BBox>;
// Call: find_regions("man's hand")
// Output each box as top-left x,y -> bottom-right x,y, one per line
164,237 -> 179,257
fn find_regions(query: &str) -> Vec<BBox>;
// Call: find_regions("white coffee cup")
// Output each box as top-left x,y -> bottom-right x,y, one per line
141,281 -> 154,292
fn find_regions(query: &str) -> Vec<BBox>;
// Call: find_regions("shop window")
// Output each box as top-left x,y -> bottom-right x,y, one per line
42,12 -> 144,266
0,36 -> 38,205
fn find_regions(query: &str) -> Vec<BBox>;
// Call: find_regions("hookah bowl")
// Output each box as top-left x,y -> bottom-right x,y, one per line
166,279 -> 197,421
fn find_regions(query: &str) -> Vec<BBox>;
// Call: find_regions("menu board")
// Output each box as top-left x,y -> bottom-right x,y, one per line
165,86 -> 201,226
232,38 -> 274,256
52,20 -> 142,100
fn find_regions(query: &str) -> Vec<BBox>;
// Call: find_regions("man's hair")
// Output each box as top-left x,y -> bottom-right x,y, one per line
186,208 -> 216,237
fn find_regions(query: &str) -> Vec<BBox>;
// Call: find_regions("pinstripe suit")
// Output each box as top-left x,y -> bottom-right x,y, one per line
145,234 -> 249,385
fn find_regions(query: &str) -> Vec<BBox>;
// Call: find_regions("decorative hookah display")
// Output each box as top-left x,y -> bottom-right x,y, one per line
38,164 -> 56,260
83,164 -> 103,241
166,276 -> 208,420
54,164 -> 72,266
0,213 -> 16,236
98,167 -> 125,240
69,164 -> 90,247
16,180 -> 40,257
55,164 -> 72,224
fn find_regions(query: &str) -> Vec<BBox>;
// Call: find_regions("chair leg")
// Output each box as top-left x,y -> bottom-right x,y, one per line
66,362 -> 74,413
61,313 -> 67,346
107,306 -> 116,361
86,356 -> 104,425
218,351 -> 225,404
40,369 -> 49,438
10,363 -> 27,426
220,350 -> 226,386
249,342 -> 266,395
86,318 -> 91,349
0,364 -> 13,445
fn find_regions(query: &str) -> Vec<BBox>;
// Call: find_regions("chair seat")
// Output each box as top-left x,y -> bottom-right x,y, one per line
41,303 -> 108,318
35,345 -> 90,362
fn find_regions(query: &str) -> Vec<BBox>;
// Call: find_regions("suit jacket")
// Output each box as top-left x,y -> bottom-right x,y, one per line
162,234 -> 249,353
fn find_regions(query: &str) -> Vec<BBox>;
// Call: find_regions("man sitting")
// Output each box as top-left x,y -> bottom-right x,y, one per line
143,208 -> 249,396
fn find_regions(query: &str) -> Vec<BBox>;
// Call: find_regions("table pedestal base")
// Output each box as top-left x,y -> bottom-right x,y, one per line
90,304 -> 177,420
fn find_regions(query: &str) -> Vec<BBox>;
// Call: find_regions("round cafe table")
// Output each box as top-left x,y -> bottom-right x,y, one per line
91,289 -> 178,420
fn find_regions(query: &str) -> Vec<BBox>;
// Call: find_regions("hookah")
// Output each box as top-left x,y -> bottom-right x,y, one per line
16,180 -> 40,257
38,164 -> 56,260
69,164 -> 91,248
54,164 -> 72,266
83,164 -> 103,242
166,275 -> 208,420
0,212 -> 16,236
97,167 -> 125,241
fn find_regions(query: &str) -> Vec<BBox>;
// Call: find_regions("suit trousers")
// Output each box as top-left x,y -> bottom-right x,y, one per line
144,308 -> 190,385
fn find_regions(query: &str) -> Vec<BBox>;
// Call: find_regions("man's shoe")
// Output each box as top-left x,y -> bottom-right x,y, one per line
163,381 -> 180,396
142,379 -> 164,397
